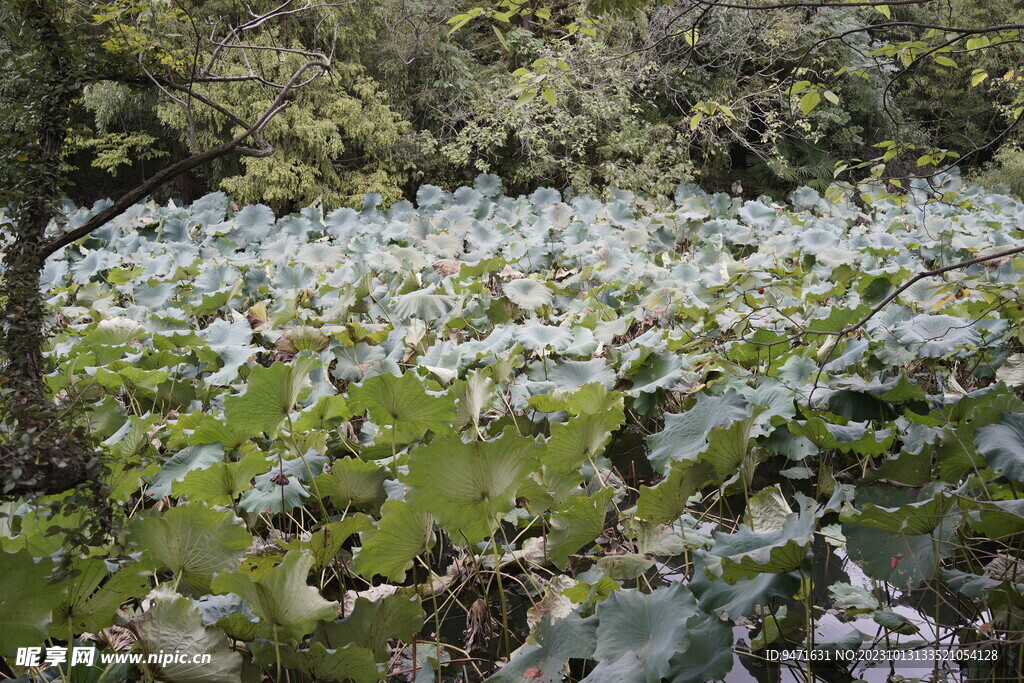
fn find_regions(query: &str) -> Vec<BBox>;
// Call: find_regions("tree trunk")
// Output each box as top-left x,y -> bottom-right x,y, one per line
0,0 -> 90,495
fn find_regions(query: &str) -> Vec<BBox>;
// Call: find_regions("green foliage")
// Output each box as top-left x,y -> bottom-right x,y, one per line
7,176 -> 1024,680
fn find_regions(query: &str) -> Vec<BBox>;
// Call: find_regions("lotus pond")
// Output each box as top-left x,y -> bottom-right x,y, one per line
3,174 -> 1024,682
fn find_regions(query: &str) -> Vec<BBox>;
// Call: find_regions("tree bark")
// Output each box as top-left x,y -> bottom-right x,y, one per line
0,0 -> 89,494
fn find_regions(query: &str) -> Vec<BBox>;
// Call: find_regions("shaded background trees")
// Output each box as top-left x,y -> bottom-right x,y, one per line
13,0 -> 1023,210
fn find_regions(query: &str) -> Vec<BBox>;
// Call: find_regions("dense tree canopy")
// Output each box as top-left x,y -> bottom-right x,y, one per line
6,0 -> 1023,209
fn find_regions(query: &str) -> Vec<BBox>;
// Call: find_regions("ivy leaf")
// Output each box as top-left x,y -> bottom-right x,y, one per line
211,550 -> 339,642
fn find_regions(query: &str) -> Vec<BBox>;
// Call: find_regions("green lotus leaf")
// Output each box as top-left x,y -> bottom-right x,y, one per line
405,428 -> 538,542
490,613 -> 596,683
191,415 -> 252,450
94,366 -> 168,395
839,491 -> 955,535
393,287 -> 457,322
585,583 -> 733,683
975,412 -> 1024,481
546,359 -> 616,391
128,503 -> 251,593
454,369 -> 496,436
542,389 -> 624,472
647,390 -> 751,474
629,352 -> 686,395
251,640 -> 381,683
314,594 -> 424,661
690,554 -> 801,621
828,582 -> 881,614
223,352 -> 322,437
238,477 -> 311,515
132,586 -> 243,682
964,498 -> 1024,539
233,203 -> 275,243
348,371 -> 457,442
51,558 -> 149,636
527,381 -> 620,415
516,320 -> 573,352
548,488 -> 615,569
636,460 -> 716,525
744,484 -> 794,533
280,515 -> 373,571
201,318 -> 255,386
0,550 -> 65,655
293,394 -> 352,432
315,457 -> 389,512
352,500 -> 435,582
238,451 -> 326,515
173,451 -> 269,506
503,278 -> 553,310
844,515 -> 959,589
701,412 -> 761,479
704,498 -> 818,583
211,550 -> 339,642
147,443 -> 225,499
276,324 -> 330,354
891,314 -> 982,358
872,609 -> 919,634
84,317 -> 146,346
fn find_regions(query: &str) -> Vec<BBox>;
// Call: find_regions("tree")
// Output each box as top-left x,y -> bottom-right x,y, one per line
0,0 -> 332,495
449,0 -> 1024,195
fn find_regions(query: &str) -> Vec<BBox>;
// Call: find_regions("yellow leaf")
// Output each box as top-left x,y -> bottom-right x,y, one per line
15,155 -> 29,163
875,4 -> 891,18
800,91 -> 821,116
930,293 -> 956,312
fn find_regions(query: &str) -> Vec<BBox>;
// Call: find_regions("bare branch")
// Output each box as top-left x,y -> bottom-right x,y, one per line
688,0 -> 933,10
818,244 -> 1024,337
40,60 -> 328,259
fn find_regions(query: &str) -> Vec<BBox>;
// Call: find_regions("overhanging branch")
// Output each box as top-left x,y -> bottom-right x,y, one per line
39,61 -> 327,260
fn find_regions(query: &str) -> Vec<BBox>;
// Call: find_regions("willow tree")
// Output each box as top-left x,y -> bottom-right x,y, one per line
0,0 -> 334,495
